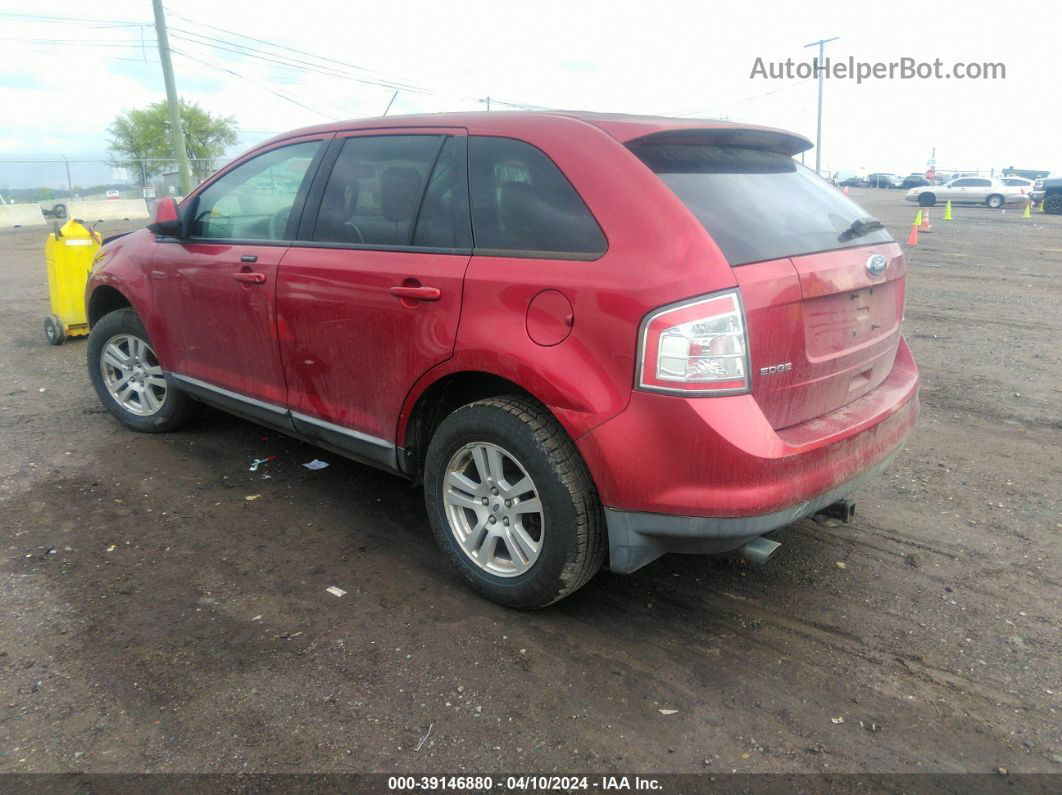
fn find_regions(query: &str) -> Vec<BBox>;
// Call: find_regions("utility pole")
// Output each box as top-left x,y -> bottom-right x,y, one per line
803,36 -> 839,175
152,0 -> 193,195
60,153 -> 72,196
480,96 -> 491,111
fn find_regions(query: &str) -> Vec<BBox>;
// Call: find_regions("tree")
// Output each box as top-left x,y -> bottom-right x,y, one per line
108,99 -> 239,185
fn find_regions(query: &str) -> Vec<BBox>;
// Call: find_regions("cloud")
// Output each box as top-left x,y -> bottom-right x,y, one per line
0,0 -> 1057,177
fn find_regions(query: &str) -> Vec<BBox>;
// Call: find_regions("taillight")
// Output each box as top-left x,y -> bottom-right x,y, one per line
637,289 -> 750,396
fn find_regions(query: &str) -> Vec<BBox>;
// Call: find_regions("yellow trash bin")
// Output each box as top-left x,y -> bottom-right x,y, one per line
44,219 -> 101,345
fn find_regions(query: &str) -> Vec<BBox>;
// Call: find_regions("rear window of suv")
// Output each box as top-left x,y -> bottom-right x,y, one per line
629,142 -> 893,266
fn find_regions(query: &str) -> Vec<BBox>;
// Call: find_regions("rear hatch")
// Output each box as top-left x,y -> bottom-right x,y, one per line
630,133 -> 904,430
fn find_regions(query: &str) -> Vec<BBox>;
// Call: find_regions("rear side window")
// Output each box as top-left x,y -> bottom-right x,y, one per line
312,135 -> 444,247
629,143 -> 893,266
468,136 -> 606,257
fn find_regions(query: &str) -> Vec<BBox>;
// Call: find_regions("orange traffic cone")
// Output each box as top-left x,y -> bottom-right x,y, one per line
920,209 -> 932,232
906,219 -> 919,246
843,186 -> 850,195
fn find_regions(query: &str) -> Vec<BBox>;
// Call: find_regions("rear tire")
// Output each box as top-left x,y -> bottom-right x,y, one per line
44,314 -> 65,346
423,396 -> 605,609
986,194 -> 1004,209
87,308 -> 193,433
1044,194 -> 1062,215
918,193 -> 936,207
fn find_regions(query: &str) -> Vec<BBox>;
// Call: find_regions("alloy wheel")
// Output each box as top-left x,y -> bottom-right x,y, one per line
443,441 -> 544,577
100,334 -> 168,416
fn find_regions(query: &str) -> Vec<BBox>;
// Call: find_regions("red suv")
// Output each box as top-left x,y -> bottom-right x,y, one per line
85,112 -> 919,608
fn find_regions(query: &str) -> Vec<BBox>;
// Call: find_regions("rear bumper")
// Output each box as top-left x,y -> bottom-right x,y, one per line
576,338 -> 920,573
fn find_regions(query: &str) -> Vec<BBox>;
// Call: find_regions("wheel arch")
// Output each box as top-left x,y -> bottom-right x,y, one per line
399,370 -> 542,477
87,284 -> 133,328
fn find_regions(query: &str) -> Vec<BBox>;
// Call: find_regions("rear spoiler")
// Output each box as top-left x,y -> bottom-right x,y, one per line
626,127 -> 812,157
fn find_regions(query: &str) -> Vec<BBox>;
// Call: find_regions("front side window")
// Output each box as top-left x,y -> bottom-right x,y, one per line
190,140 -> 321,240
468,136 -> 606,257
312,135 -> 445,246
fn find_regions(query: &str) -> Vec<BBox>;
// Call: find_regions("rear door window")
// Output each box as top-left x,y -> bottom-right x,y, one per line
311,135 -> 444,247
468,136 -> 606,257
628,142 -> 893,266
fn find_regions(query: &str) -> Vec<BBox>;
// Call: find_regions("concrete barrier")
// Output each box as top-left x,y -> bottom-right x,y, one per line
0,203 -> 47,228
66,199 -> 149,222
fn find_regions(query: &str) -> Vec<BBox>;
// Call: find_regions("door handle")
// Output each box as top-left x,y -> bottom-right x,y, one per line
390,285 -> 441,301
233,271 -> 267,285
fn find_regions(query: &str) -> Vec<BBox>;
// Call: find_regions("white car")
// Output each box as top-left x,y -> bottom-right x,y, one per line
905,177 -> 1028,208
1000,177 -> 1035,196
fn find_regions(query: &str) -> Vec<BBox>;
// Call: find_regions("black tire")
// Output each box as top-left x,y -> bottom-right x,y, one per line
44,314 -> 65,346
423,396 -> 605,609
1043,194 -> 1062,215
986,194 -> 1004,209
52,203 -> 67,219
918,193 -> 936,207
87,308 -> 193,433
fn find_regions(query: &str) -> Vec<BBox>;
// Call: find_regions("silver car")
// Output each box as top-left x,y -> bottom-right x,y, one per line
905,177 -> 1028,209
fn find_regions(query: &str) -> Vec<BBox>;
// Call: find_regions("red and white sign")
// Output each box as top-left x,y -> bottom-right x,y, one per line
925,168 -> 936,180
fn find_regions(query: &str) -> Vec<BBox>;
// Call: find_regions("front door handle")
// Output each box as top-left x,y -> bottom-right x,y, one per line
390,285 -> 441,301
233,271 -> 267,285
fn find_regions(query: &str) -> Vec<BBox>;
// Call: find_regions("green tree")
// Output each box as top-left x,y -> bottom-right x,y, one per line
107,99 -> 239,185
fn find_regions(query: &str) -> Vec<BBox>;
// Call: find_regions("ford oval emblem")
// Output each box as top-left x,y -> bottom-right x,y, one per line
866,254 -> 888,277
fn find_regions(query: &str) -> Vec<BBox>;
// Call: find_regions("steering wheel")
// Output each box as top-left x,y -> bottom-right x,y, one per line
269,205 -> 293,240
343,220 -> 366,244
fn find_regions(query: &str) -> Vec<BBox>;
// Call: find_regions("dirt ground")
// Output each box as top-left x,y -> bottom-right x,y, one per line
0,190 -> 1059,777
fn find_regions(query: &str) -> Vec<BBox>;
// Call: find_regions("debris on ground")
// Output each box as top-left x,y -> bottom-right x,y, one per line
303,459 -> 329,470
326,586 -> 346,597
245,495 -> 261,501
658,709 -> 678,716
832,716 -> 845,724
249,456 -> 277,472
415,722 -> 434,751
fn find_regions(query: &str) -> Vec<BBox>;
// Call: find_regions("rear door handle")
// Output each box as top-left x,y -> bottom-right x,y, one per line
390,285 -> 441,301
233,271 -> 267,285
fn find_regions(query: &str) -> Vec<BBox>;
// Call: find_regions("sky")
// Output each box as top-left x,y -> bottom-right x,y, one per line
0,0 -> 1058,189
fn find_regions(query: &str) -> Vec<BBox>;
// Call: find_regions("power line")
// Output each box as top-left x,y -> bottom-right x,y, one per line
163,8 -> 415,85
0,11 -> 144,26
169,47 -> 341,121
167,30 -> 429,94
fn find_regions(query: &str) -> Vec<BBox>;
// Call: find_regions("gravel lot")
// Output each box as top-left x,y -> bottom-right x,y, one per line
1,189 -> 1059,776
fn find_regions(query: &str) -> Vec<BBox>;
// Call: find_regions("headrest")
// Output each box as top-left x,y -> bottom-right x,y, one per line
380,167 -> 423,223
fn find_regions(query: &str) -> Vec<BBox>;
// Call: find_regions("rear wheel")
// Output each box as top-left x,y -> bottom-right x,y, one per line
87,308 -> 193,433
1044,194 -> 1062,215
918,193 -> 936,207
986,194 -> 1005,209
44,314 -> 65,346
423,397 -> 605,608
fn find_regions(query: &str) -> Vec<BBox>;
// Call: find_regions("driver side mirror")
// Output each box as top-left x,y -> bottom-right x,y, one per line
147,197 -> 183,237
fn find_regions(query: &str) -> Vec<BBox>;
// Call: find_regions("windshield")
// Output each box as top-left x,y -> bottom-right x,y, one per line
629,143 -> 893,266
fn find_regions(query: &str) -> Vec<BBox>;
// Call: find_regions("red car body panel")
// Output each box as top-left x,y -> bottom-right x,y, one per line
86,111 -> 919,575
276,246 -> 470,440
150,241 -> 290,406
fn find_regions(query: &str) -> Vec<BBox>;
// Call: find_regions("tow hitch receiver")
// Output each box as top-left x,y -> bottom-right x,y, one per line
817,498 -> 856,523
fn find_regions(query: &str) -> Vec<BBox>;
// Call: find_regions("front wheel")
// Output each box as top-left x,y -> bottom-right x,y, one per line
1044,194 -> 1062,215
918,193 -> 936,207
423,397 -> 605,609
986,194 -> 1005,209
87,308 -> 194,433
